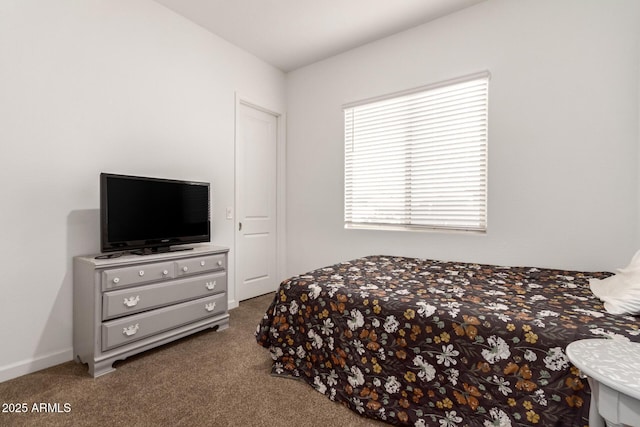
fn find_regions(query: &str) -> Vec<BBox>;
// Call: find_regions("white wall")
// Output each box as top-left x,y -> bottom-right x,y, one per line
285,0 -> 640,276
0,0 -> 285,381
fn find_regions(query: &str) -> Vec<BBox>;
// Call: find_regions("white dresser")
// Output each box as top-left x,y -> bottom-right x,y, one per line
73,245 -> 229,377
566,339 -> 640,427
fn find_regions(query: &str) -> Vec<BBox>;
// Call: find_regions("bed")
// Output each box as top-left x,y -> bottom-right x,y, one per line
255,255 -> 640,426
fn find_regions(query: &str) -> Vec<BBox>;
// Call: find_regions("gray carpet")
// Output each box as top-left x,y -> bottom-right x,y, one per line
0,292 -> 388,426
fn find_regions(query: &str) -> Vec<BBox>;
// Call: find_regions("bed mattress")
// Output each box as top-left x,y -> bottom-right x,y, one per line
256,255 -> 640,426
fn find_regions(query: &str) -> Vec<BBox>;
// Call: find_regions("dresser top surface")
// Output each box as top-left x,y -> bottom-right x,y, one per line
75,244 -> 228,268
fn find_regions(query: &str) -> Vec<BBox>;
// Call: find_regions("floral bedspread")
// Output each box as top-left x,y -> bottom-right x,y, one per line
255,256 -> 640,427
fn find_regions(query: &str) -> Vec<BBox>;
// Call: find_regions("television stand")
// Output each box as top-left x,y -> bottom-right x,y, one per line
131,246 -> 194,256
73,245 -> 229,377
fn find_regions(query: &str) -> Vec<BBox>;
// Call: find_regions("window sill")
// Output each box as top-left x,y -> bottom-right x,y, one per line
344,223 -> 487,234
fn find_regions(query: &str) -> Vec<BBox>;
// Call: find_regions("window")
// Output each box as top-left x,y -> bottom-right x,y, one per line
344,72 -> 489,232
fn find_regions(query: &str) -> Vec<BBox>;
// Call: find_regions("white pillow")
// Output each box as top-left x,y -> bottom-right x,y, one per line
590,250 -> 640,315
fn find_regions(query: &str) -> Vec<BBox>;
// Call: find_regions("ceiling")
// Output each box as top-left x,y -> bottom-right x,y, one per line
152,0 -> 485,72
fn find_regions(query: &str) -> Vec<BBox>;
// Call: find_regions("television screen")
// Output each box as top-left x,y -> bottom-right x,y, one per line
100,173 -> 210,254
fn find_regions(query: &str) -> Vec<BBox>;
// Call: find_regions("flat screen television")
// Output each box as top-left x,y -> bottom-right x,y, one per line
100,173 -> 210,254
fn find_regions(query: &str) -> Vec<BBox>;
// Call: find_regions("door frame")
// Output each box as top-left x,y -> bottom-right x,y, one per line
233,93 -> 286,307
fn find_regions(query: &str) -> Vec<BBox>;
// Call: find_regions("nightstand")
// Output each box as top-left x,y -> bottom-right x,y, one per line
566,339 -> 640,427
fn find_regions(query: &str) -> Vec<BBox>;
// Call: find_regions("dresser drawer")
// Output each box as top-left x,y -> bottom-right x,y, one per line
102,261 -> 175,290
175,254 -> 226,277
102,271 -> 227,320
101,293 -> 227,351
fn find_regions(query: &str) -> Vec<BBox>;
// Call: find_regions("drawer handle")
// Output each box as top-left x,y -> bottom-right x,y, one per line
205,302 -> 216,312
123,324 -> 139,336
123,295 -> 140,307
113,277 -> 120,284
138,270 -> 145,277
200,261 -> 206,267
217,261 -> 223,267
205,281 -> 216,290
162,270 -> 169,276
182,266 -> 188,272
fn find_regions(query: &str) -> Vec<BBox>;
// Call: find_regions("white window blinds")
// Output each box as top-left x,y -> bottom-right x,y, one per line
344,72 -> 489,232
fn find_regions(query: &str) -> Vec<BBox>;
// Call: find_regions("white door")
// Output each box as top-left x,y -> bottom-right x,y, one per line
236,102 -> 278,301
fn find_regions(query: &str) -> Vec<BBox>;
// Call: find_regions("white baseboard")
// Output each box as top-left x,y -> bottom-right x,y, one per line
0,348 -> 73,383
